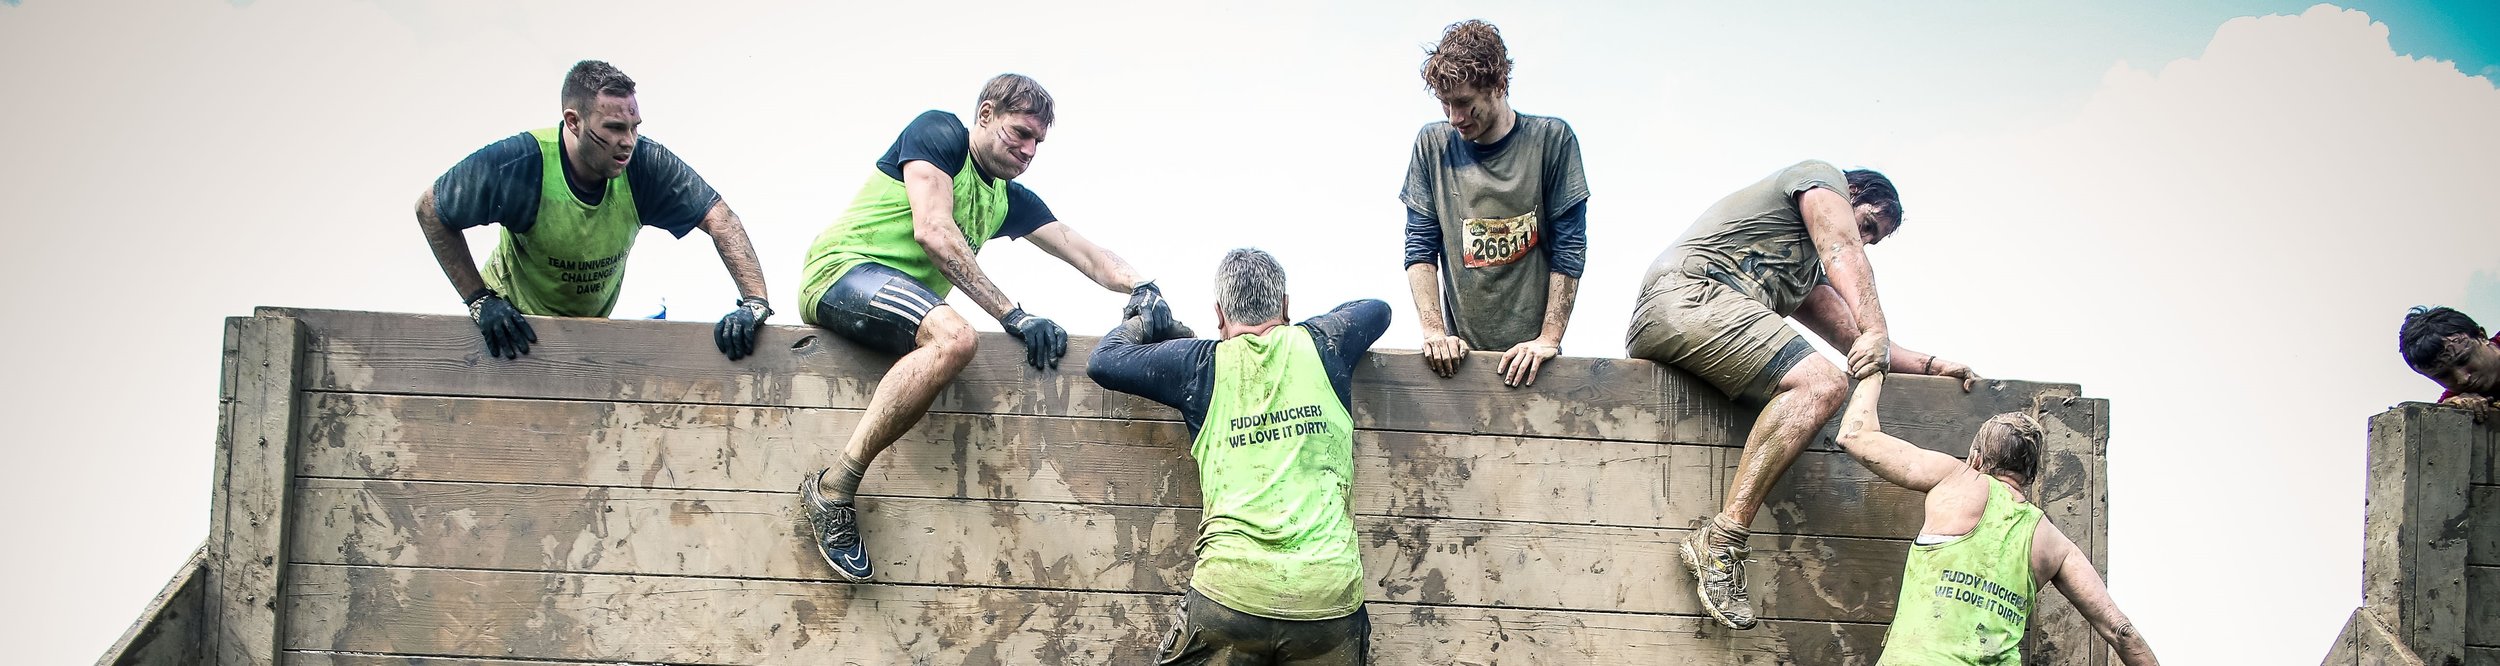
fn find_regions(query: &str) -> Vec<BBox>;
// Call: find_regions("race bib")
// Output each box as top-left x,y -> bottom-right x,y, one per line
1462,211 -> 1539,268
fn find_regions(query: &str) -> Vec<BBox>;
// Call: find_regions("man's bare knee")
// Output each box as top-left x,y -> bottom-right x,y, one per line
1775,356 -> 1850,415
917,307 -> 979,370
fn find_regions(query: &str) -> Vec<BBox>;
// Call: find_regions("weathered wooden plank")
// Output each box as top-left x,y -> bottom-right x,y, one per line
293,393 -> 1937,539
2366,405 -> 2476,665
289,479 -> 1915,624
207,316 -> 307,666
268,307 -> 2073,445
2472,645 -> 2499,666
97,543 -> 208,666
2318,607 -> 2432,666
2477,418 -> 2494,485
287,656 -> 583,666
2474,486 -> 2497,568
2025,396 -> 2111,666
284,564 -> 1890,665
2474,567 -> 2497,648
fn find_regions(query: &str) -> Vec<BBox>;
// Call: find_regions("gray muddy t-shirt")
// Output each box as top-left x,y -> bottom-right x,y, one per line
1400,113 -> 1590,350
1646,160 -> 1848,317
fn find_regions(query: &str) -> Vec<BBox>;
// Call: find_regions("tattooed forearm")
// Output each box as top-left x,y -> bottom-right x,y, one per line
416,188 -> 489,300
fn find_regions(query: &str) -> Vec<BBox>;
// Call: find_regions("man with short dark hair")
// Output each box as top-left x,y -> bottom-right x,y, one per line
796,74 -> 1173,582
416,60 -> 774,361
2398,305 -> 2500,413
1087,248 -> 1389,666
1836,374 -> 2160,665
1402,19 -> 1589,387
1635,161 -> 1981,629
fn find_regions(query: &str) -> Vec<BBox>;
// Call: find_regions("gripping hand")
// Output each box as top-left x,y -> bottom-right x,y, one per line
714,296 -> 774,361
1001,307 -> 1069,370
1123,281 -> 1178,339
467,291 -> 536,360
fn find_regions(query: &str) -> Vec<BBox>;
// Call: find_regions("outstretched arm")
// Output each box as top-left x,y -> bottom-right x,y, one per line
1795,286 -> 1981,391
903,160 -> 1017,321
1026,221 -> 1150,292
697,199 -> 768,301
1800,188 -> 1889,378
2040,526 -> 2160,665
1833,373 -> 1966,492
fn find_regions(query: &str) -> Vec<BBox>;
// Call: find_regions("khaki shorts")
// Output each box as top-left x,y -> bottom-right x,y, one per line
1626,277 -> 1816,404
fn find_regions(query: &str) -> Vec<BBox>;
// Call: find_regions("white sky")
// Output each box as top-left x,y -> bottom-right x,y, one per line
2,2 -> 2495,664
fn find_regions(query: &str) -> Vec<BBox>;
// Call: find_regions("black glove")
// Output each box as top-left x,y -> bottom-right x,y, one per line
1000,307 -> 1068,370
467,290 -> 535,360
1123,281 -> 1179,340
714,296 -> 773,361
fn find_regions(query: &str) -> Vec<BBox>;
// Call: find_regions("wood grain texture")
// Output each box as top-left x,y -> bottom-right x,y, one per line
288,479 -> 1913,624
207,316 -> 307,666
284,564 -> 1896,665
2365,405 -> 2476,665
293,393 -> 1938,539
2473,567 -> 2496,648
2024,396 -> 2113,666
97,543 -> 207,666
2474,486 -> 2496,568
268,307 -> 2074,446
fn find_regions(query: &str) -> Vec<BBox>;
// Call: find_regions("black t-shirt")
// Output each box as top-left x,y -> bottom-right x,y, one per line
431,131 -> 720,238
1085,300 -> 1393,433
878,110 -> 1057,240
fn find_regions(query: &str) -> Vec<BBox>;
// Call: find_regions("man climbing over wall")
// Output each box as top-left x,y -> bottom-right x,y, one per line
1835,373 -> 2161,664
1401,19 -> 1589,388
416,60 -> 775,361
795,74 -> 1173,582
2397,306 -> 2500,415
1087,248 -> 1388,665
1632,161 -> 1982,629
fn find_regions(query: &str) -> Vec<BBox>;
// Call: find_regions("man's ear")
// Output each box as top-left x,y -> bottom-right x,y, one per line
1213,303 -> 1227,331
1280,295 -> 1290,323
973,99 -> 996,127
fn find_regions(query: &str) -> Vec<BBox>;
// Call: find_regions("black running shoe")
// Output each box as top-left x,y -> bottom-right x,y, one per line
801,468 -> 873,582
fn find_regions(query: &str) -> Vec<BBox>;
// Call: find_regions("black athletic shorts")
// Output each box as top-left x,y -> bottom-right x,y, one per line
1157,588 -> 1370,665
812,262 -> 944,356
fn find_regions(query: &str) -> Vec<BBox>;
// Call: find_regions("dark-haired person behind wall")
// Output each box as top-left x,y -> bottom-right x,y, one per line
792,74 -> 1173,584
416,60 -> 775,361
1088,248 -> 1390,665
1836,373 -> 2160,665
1402,19 -> 1590,388
2397,305 -> 2500,415
1632,162 -> 1983,630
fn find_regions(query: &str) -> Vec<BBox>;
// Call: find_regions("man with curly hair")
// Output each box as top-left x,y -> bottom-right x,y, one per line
415,60 -> 775,361
1401,19 -> 1590,388
2398,305 -> 2500,413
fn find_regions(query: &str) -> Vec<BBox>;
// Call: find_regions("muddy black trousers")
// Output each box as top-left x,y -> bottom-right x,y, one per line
1156,589 -> 1371,665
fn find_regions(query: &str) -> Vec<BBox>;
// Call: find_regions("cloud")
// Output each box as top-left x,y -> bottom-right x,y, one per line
1872,5 -> 2500,663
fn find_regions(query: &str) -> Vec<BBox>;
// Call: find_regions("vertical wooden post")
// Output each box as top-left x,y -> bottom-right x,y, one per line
203,316 -> 305,665
2025,395 -> 2113,666
2363,404 -> 2472,666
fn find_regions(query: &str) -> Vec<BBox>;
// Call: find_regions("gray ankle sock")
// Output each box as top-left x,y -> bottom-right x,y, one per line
1707,514 -> 1753,550
824,454 -> 869,504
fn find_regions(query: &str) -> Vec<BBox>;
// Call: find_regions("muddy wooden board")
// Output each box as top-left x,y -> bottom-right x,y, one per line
292,393 -> 1999,539
269,307 -> 2074,448
288,480 -> 1912,624
284,564 -> 1895,665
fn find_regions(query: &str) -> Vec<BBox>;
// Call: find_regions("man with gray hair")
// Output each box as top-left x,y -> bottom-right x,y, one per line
1088,248 -> 1390,665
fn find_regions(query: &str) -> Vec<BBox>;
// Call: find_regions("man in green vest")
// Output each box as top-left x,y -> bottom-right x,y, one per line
416,60 -> 775,361
795,74 -> 1173,582
1835,374 -> 2160,665
1086,248 -> 1388,665
1403,19 -> 1590,389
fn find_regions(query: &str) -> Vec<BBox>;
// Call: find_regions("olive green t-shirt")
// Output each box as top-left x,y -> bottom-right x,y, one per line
1644,160 -> 1848,317
1400,114 -> 1590,350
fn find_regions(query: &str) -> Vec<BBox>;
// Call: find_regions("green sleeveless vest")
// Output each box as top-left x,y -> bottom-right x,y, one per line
1189,325 -> 1364,621
1880,478 -> 2044,665
798,156 -> 1010,324
478,127 -> 642,317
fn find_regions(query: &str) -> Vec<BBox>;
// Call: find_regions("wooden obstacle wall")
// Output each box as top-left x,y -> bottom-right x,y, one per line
117,308 -> 2114,665
2319,404 -> 2498,666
